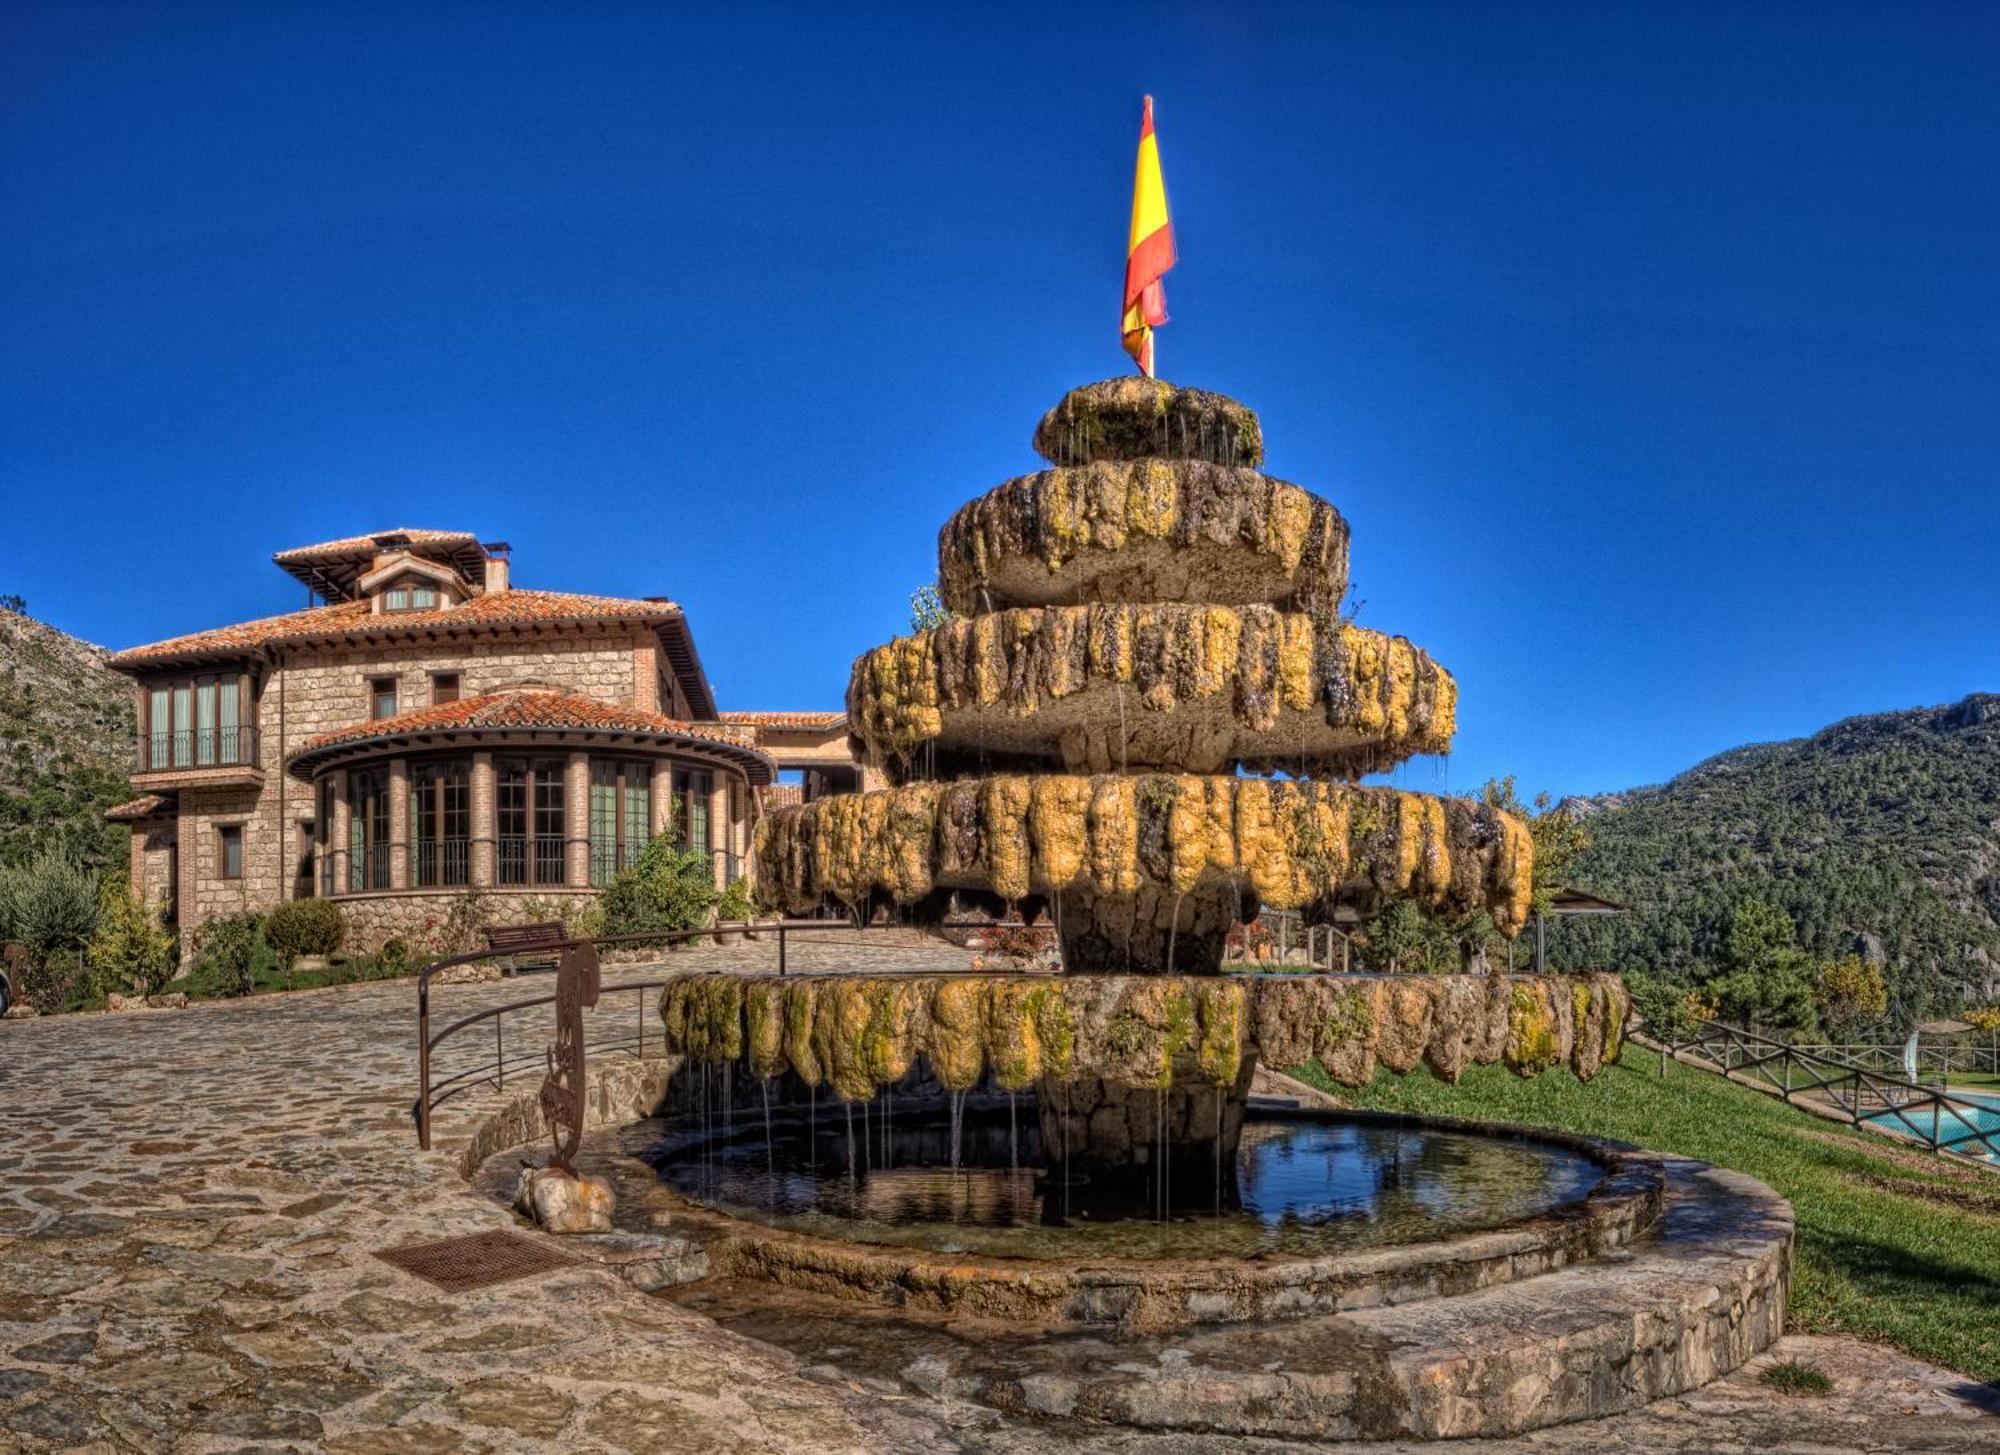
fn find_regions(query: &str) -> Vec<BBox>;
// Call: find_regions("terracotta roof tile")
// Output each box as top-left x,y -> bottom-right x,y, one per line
104,794 -> 170,822
287,691 -> 770,782
719,710 -> 847,728
109,589 -> 684,667
272,528 -> 483,564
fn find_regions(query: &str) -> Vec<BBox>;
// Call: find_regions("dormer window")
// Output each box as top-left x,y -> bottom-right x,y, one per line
357,550 -> 470,615
383,583 -> 439,612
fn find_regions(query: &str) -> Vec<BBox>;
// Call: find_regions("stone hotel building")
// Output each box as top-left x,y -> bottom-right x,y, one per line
105,529 -> 860,948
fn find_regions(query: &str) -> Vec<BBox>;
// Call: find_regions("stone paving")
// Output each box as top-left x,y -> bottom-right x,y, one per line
2,937 -> 1995,1453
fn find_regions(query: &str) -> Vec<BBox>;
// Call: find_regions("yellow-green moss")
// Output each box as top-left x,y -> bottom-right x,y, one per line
1505,983 -> 1560,1077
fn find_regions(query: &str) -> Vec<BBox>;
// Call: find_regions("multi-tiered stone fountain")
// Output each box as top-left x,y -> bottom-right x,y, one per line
608,379 -> 1791,1439
669,377 -> 1626,1186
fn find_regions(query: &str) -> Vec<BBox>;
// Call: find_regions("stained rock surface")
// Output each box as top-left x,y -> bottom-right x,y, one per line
847,604 -> 1455,779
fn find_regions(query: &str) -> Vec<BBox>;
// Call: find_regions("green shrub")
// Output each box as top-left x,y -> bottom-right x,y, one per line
191,911 -> 263,998
0,850 -> 101,968
717,877 -> 755,924
19,947 -> 84,1014
263,898 -> 345,974
371,935 -> 412,979
599,832 -> 717,940
417,891 -> 492,958
85,876 -> 177,998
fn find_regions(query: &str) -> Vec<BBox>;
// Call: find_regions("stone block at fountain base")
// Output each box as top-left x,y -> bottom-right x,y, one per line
1036,1056 -> 1256,1187
1054,882 -> 1242,977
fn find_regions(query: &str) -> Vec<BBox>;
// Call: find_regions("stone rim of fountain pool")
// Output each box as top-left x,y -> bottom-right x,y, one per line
582,1102 -> 1670,1332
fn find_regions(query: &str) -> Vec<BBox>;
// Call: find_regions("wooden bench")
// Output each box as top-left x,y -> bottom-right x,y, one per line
484,922 -> 566,977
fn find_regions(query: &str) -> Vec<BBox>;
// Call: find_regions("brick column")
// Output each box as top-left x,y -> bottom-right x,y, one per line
650,761 -> 671,839
470,753 -> 495,888
709,775 -> 730,887
566,751 -> 591,887
329,769 -> 351,895
388,756 -> 410,890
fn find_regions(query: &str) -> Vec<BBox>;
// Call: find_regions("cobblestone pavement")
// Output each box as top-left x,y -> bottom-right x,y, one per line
2,937 -> 1994,1454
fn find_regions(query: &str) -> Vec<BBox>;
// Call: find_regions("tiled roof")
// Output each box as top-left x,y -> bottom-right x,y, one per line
104,794 -> 170,822
272,528 -> 482,565
109,590 -> 685,668
286,691 -> 772,782
760,783 -> 804,809
719,710 -> 847,729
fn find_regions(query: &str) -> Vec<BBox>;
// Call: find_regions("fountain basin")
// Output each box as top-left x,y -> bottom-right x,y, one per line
610,1103 -> 1664,1332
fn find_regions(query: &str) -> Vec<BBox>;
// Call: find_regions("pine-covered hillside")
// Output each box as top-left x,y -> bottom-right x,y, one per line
0,602 -> 132,868
1553,693 -> 2000,1016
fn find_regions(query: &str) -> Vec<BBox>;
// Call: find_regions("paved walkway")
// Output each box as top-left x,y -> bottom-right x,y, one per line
2,940 -> 1994,1454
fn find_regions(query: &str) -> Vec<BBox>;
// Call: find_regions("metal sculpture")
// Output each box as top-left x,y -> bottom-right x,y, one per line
538,941 -> 601,1175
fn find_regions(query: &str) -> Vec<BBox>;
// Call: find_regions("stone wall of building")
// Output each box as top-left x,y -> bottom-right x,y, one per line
131,626 -> 779,958
331,886 -> 602,952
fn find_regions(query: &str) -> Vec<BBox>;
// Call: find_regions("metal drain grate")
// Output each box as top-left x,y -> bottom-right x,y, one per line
373,1229 -> 576,1293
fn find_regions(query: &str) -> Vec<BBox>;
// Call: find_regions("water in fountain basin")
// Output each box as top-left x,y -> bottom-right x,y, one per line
636,1104 -> 1603,1262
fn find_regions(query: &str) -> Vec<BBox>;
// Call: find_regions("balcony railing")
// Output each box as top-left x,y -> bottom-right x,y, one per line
137,727 -> 260,774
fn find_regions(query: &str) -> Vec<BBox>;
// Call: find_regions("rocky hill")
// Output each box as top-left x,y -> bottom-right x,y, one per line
0,603 -> 132,868
1553,693 -> 2000,1016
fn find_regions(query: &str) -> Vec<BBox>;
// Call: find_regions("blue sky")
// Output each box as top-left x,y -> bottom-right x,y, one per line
4,1 -> 1995,801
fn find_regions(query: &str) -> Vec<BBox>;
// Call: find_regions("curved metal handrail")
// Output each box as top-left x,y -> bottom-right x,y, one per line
411,916 -> 1055,1148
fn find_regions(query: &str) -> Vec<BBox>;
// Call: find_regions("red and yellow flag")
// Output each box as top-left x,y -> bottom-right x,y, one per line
1121,95 -> 1176,377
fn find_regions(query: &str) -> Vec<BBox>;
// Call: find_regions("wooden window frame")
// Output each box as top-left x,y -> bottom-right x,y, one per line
347,766 -> 391,891
410,756 -> 472,888
368,676 -> 399,721
496,755 -> 567,887
588,758 -> 652,886
140,671 -> 252,770
216,824 -> 244,881
429,671 -> 461,706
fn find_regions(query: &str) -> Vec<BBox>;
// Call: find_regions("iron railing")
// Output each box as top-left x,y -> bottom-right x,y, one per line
1659,1020 -> 2000,1163
137,726 -> 260,773
411,917 -> 1056,1150
414,837 -> 472,889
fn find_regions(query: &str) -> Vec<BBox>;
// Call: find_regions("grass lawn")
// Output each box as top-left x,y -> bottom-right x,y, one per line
1291,1051 -> 2000,1384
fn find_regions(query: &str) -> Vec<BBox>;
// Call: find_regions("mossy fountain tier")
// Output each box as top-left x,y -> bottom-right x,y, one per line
761,376 -> 1531,975
660,970 -> 1627,1175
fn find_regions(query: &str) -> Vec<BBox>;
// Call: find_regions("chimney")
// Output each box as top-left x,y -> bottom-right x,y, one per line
482,541 -> 512,594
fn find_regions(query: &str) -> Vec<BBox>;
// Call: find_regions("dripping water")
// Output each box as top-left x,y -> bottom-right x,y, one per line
843,1099 -> 856,1191
1214,1086 -> 1224,1216
1007,1090 -> 1018,1169
761,1078 -> 774,1185
1167,890 -> 1186,975
807,1084 -> 816,1174
949,1089 -> 965,1174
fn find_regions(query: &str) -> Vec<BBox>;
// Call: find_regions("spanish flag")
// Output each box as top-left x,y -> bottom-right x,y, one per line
1122,95 -> 1176,377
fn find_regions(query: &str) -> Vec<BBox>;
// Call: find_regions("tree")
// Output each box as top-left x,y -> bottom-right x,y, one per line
1704,899 -> 1818,1036
1357,899 -> 1458,973
1482,776 -> 1591,921
1814,953 -> 1887,1039
0,851 -> 101,968
85,876 -> 177,998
